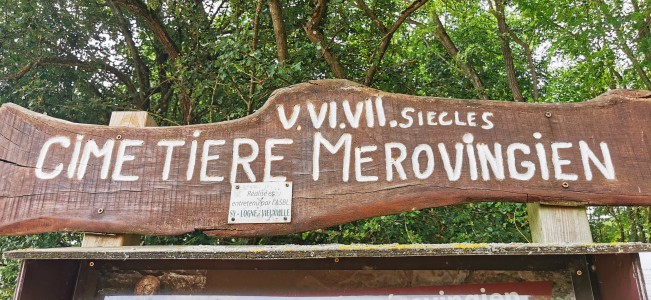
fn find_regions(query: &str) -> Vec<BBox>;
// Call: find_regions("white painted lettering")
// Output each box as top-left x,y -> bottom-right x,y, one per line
277,104 -> 300,129
231,138 -> 259,183
36,136 -> 71,180
427,111 -> 437,125
364,98 -> 375,128
438,111 -> 453,125
506,143 -> 535,181
399,107 -> 415,128
328,101 -> 337,129
187,131 -> 201,180
77,139 -> 114,180
200,139 -> 226,182
412,144 -> 434,179
112,139 -> 143,181
477,143 -> 505,181
313,133 -> 352,182
438,143 -> 464,181
264,138 -> 293,182
533,132 -> 550,180
464,133 -> 479,180
385,142 -> 407,181
579,141 -> 615,180
342,100 -> 363,128
158,140 -> 185,180
552,142 -> 578,181
481,112 -> 494,130
307,102 -> 328,129
467,112 -> 477,127
375,97 -> 386,127
355,145 -> 378,182
66,135 -> 83,178
454,111 -> 467,126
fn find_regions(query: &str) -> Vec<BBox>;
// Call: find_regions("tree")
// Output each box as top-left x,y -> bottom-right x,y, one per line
1,0 -> 649,296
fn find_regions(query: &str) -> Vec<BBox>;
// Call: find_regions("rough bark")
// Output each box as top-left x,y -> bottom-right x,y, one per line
250,0 -> 264,104
506,30 -> 539,102
303,0 -> 347,79
154,48 -> 172,118
268,0 -> 290,64
108,0 -> 151,108
491,0 -> 524,102
112,0 -> 180,60
431,10 -> 488,100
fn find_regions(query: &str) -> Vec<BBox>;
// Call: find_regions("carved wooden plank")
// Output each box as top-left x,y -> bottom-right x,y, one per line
0,80 -> 650,236
81,111 -> 156,247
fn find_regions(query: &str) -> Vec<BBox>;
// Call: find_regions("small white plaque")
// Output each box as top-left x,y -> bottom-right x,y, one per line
228,182 -> 292,224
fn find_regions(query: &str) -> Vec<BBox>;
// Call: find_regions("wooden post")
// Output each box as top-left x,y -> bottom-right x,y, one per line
81,111 -> 157,247
527,204 -> 593,243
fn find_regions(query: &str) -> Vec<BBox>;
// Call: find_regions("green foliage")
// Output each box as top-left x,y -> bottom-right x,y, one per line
0,0 -> 649,297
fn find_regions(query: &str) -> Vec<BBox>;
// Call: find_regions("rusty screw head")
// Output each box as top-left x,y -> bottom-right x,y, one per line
576,270 -> 583,276
562,182 -> 570,188
231,218 -> 235,222
116,134 -> 122,140
545,112 -> 552,118
97,208 -> 104,214
89,261 -> 95,267
334,257 -> 340,263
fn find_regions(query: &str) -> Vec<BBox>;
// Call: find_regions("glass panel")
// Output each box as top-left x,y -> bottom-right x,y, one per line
96,270 -> 566,299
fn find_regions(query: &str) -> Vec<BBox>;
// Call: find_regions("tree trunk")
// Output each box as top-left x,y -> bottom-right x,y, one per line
303,0 -> 346,79
620,42 -> 651,90
505,30 -> 539,102
268,0 -> 290,64
108,0 -> 150,108
492,0 -> 524,102
431,10 -> 488,100
360,0 -> 428,86
112,0 -> 180,60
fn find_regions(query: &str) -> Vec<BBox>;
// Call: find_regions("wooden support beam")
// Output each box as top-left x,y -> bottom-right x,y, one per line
81,111 -> 157,247
527,204 -> 593,243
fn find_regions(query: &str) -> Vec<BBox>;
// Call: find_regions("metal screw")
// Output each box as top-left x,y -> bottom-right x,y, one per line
116,135 -> 122,140
286,183 -> 290,187
97,208 -> 104,214
89,261 -> 95,267
545,112 -> 552,118
562,182 -> 569,188
283,217 -> 287,221
334,257 -> 340,263
235,185 -> 240,189
576,270 -> 583,276
231,218 -> 235,221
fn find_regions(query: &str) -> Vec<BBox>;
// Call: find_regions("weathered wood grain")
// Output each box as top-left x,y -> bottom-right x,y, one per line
82,110 -> 155,247
0,80 -> 650,236
6,243 -> 651,260
527,203 -> 593,243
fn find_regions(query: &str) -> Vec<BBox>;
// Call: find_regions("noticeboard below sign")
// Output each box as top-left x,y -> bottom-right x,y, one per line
228,182 -> 293,224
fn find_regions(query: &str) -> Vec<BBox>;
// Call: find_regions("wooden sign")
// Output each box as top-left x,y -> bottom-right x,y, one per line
0,80 -> 650,236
